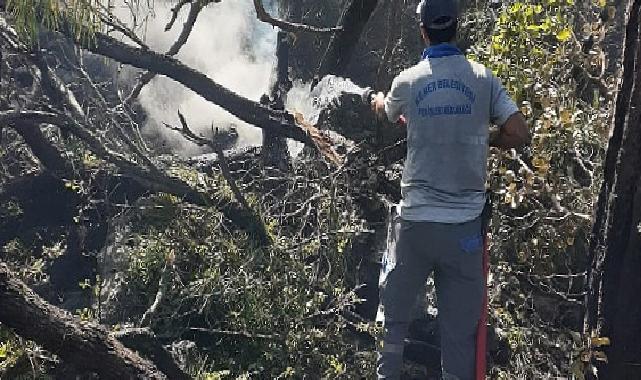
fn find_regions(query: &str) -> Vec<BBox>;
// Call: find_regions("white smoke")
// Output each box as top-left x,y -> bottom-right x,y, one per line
112,0 -> 278,155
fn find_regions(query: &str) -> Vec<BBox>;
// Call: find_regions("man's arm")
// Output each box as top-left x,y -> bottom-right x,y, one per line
489,72 -> 529,149
490,112 -> 530,149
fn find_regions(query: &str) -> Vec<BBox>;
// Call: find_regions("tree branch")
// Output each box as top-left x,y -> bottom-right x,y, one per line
114,328 -> 190,380
0,111 -> 73,176
83,30 -> 340,165
168,111 -> 255,217
0,262 -> 167,379
0,14 -> 342,165
315,0 -> 380,81
3,110 -> 272,245
125,0 -> 206,104
165,0 -> 192,31
252,0 -> 340,33
211,125 -> 252,213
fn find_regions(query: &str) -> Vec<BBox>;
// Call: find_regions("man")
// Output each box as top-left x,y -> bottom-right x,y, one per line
370,0 -> 529,379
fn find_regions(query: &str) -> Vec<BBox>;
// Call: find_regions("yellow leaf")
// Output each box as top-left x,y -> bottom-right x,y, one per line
591,337 -> 611,347
557,28 -> 572,42
593,350 -> 608,363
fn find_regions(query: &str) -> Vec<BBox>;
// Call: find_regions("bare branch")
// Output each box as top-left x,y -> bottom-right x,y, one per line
165,0 -> 192,32
161,110 -> 216,147
252,0 -> 340,34
96,6 -> 150,49
31,53 -> 159,172
167,110 -> 254,213
85,30 -> 341,165
125,0 -> 205,104
1,13 -> 342,165
211,125 -> 252,213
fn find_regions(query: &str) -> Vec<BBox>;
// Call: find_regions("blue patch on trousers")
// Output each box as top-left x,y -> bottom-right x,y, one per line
459,233 -> 483,254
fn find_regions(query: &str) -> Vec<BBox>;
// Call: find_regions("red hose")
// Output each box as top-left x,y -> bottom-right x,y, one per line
476,233 -> 490,380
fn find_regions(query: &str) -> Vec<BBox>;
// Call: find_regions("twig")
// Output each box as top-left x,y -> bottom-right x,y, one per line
125,0 -> 205,105
187,327 -> 280,340
212,125 -> 252,213
165,0 -> 192,32
252,0 -> 341,34
140,258 -> 174,327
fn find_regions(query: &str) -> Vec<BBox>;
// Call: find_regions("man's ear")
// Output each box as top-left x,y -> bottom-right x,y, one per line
420,25 -> 430,45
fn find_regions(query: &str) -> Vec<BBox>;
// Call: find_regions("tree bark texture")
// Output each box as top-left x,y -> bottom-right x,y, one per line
315,0 -> 380,80
262,30 -> 291,171
0,263 -> 167,380
585,1 -> 641,378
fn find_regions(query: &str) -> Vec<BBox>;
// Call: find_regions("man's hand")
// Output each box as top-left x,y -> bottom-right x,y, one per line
370,91 -> 387,119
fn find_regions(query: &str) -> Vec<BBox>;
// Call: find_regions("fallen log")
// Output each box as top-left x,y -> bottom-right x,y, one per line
0,262 -> 167,380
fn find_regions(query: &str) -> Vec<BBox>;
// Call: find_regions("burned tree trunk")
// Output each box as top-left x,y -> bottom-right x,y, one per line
262,30 -> 291,171
0,263 -> 167,380
584,1 -> 641,378
315,0 -> 380,80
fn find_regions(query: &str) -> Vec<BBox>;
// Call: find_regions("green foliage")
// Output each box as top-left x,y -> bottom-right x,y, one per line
6,0 -> 102,43
466,0 -> 611,377
0,328 -> 51,379
110,160 -> 375,378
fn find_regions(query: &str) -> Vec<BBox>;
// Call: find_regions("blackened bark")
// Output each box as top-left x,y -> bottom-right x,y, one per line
585,1 -> 641,378
0,263 -> 167,380
11,122 -> 73,176
315,0 -> 380,80
262,30 -> 291,171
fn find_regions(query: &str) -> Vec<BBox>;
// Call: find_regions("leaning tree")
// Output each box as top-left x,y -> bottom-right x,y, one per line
584,0 -> 641,378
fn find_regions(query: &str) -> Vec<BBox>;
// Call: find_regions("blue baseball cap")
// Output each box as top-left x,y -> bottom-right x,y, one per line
416,0 -> 460,29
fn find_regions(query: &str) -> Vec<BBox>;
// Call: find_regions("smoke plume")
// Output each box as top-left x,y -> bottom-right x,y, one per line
114,0 -> 278,156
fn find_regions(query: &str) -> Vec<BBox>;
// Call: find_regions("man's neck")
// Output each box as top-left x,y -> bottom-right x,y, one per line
426,41 -> 456,47
422,43 -> 463,59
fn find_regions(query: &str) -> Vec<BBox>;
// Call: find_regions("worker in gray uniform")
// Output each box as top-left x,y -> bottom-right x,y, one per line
370,0 -> 530,379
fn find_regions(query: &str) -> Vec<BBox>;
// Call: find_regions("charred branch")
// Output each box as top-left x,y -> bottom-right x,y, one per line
252,0 -> 340,33
114,328 -> 190,380
0,262 -> 167,380
315,0 -> 380,81
0,111 -> 73,176
165,0 -> 193,31
81,29 -> 340,165
212,126 -> 253,214
125,0 -> 206,104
